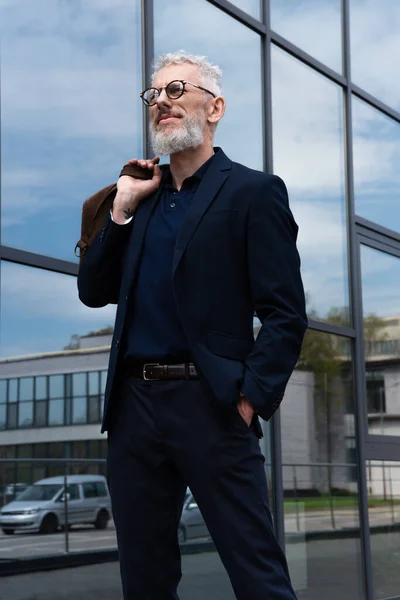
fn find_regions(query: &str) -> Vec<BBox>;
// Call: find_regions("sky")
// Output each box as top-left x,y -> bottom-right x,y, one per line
0,0 -> 399,358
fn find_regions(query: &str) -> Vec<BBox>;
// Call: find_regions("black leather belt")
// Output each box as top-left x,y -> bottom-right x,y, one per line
128,362 -> 199,381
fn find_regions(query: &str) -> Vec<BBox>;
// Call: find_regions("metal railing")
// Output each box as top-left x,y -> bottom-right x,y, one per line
1,458 -> 399,561
281,461 -> 400,534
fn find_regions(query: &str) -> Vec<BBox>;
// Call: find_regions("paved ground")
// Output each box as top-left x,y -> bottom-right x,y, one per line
1,506 -> 399,560
0,554 -> 233,600
1,516 -> 400,599
2,534 -> 400,600
0,525 -> 118,558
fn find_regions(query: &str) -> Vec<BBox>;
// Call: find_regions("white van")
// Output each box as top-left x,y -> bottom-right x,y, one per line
0,474 -> 111,535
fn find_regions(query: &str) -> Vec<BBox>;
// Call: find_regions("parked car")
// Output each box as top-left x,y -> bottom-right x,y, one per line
0,474 -> 111,535
178,491 -> 210,544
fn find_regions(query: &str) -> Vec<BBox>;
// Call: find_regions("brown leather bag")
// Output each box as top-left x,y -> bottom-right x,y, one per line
74,163 -> 153,262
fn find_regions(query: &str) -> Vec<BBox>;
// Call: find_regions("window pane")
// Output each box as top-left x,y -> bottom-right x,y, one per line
282,331 -> 362,599
360,246 -> 400,437
0,380 -> 6,403
350,1 -> 400,111
0,405 -> 6,430
88,395 -> 101,424
49,375 -> 64,399
17,444 -> 33,459
19,377 -> 34,401
367,461 -> 400,599
0,263 -> 116,359
101,371 -> 107,395
271,48 -> 349,325
73,373 -> 87,397
35,400 -> 47,428
154,0 -> 263,170
35,376 -> 47,400
48,442 -> 65,458
82,482 -> 97,498
89,371 -> 99,395
229,0 -> 260,19
33,443 -> 48,458
271,0 -> 342,73
72,397 -> 87,424
49,399 -> 64,426
352,98 -> 400,233
9,379 -> 17,402
1,0 -> 142,259
66,484 -> 80,501
18,402 -> 33,428
95,482 -> 108,497
7,404 -> 17,428
88,440 -> 100,458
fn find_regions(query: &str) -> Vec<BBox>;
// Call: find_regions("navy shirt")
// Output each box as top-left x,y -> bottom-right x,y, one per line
123,155 -> 214,363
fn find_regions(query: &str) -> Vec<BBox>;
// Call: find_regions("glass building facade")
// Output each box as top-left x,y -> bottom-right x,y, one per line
1,1 -> 400,599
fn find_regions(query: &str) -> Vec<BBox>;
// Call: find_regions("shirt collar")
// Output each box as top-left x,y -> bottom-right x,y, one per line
164,152 -> 216,188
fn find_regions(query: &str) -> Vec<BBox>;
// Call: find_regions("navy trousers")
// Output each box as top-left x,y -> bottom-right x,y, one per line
106,376 -> 297,600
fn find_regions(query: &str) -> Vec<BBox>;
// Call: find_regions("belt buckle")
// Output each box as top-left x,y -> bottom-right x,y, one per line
143,363 -> 160,380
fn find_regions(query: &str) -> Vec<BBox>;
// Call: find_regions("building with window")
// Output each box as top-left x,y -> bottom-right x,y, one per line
1,1 -> 400,598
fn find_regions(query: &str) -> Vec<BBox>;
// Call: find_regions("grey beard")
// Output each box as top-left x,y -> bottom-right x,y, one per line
150,111 -> 205,155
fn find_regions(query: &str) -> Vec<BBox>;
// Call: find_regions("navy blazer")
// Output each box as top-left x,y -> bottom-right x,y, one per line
78,148 -> 308,432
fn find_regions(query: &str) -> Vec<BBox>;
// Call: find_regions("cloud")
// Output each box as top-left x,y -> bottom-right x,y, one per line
0,262 -> 117,357
360,245 -> 400,317
1,262 -> 115,323
350,0 -> 400,110
270,0 -> 342,73
1,0 -> 399,326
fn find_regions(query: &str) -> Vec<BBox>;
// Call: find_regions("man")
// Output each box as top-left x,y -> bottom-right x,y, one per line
78,51 -> 307,600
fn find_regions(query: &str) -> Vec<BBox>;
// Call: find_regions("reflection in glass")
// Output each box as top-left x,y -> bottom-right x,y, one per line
271,47 -> 349,325
1,0 -> 142,259
9,379 -> 17,402
73,373 -> 86,397
19,377 -> 34,401
154,0 -> 263,170
0,262 -> 116,358
101,371 -> 107,395
350,1 -> 400,111
89,372 -> 99,395
49,399 -> 64,426
229,0 -> 260,19
18,402 -> 33,428
35,400 -> 47,428
88,395 -> 101,424
7,404 -> 17,429
49,375 -> 64,399
17,445 -> 32,459
0,380 -> 6,403
360,246 -> 400,436
282,331 -> 362,598
352,98 -> 400,233
0,406 -> 6,430
367,460 -> 400,599
72,397 -> 87,424
35,376 -> 47,400
271,0 -> 342,73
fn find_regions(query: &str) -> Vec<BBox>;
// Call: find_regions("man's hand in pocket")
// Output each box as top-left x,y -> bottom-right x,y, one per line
237,395 -> 255,427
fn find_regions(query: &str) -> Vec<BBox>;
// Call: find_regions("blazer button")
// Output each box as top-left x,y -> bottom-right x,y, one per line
116,340 -> 120,347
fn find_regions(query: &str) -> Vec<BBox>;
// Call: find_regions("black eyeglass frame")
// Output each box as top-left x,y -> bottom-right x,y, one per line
140,79 -> 216,106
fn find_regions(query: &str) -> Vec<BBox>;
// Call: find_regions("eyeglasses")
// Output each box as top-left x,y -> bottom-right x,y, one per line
140,79 -> 216,106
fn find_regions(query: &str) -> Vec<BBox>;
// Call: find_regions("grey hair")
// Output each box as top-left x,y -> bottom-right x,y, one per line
151,50 -> 223,97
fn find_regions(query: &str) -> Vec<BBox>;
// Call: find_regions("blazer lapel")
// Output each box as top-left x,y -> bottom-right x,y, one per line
172,149 -> 232,275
